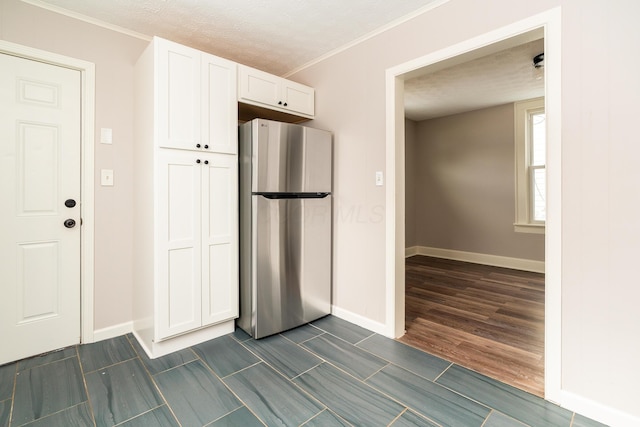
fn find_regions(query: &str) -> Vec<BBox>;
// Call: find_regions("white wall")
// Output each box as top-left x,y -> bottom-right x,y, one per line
0,0 -> 149,331
292,0 -> 640,423
409,104 -> 544,261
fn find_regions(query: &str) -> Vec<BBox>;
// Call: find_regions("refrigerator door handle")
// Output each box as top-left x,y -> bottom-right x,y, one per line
256,192 -> 330,200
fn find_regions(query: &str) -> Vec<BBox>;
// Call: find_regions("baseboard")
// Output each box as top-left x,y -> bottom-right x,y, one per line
405,246 -> 419,257
91,321 -> 133,343
557,389 -> 640,427
331,305 -> 390,337
405,246 -> 545,273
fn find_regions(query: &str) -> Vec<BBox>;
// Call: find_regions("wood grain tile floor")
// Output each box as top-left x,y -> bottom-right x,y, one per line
0,315 -> 606,426
400,255 -> 545,397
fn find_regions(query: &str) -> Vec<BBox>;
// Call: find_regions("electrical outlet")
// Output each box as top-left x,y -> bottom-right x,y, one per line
101,169 -> 114,186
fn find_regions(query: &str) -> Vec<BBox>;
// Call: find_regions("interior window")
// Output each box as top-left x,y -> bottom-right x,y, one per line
514,98 -> 545,233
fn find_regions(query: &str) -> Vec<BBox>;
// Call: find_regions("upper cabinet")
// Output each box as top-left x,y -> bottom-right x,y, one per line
238,65 -> 315,118
156,38 -> 237,153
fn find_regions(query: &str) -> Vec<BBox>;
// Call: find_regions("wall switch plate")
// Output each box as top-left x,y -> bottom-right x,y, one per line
101,169 -> 114,186
375,171 -> 384,186
100,128 -> 112,144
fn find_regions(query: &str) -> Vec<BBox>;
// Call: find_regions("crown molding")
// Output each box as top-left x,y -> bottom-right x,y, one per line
20,0 -> 152,41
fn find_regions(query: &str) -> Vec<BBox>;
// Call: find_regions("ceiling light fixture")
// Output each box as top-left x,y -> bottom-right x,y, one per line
532,53 -> 544,80
533,53 -> 544,68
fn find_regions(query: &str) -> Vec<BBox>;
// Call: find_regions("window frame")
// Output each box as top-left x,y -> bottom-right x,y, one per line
514,97 -> 545,234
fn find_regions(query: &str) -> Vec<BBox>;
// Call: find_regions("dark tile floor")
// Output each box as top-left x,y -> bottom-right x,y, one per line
0,316 -> 607,427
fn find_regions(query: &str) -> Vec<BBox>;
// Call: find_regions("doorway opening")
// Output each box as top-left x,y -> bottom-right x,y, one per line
384,8 -> 561,401
401,35 -> 546,396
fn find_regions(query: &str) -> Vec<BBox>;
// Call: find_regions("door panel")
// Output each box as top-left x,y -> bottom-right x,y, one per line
254,121 -> 332,193
18,241 -> 59,322
282,81 -> 315,116
238,66 -> 280,106
0,53 -> 81,365
202,55 -> 237,154
18,123 -> 59,213
157,38 -> 200,151
202,154 -> 238,325
157,151 -> 202,339
254,196 -> 332,338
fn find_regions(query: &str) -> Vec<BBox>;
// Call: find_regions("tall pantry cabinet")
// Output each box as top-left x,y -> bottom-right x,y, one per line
133,37 -> 238,358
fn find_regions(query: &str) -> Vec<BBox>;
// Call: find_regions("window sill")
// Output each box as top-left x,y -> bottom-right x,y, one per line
514,223 -> 545,234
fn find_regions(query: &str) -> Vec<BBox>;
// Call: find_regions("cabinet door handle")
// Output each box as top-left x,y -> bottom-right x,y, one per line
278,101 -> 282,105
196,144 -> 201,148
204,144 -> 209,149
196,159 -> 201,164
283,102 -> 288,107
204,160 -> 209,165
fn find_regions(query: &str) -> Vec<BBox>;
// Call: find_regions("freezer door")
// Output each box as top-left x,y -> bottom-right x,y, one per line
253,120 -> 332,193
253,195 -> 332,338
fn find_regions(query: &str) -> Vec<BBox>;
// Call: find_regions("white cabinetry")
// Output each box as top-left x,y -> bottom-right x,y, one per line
238,65 -> 315,118
157,151 -> 238,339
156,38 -> 237,154
133,37 -> 238,358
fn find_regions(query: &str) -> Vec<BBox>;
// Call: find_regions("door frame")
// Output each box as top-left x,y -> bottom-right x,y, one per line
0,40 -> 96,344
384,8 -> 561,402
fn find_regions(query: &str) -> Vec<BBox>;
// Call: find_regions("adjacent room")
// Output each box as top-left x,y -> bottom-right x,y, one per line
402,36 -> 546,396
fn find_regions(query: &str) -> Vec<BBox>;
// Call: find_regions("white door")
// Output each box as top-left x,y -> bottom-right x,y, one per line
201,53 -> 237,155
202,153 -> 238,326
157,150 -> 202,339
156,38 -> 201,151
0,53 -> 81,365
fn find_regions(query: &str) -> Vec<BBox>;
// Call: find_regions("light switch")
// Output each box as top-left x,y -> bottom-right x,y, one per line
100,128 -> 113,144
375,171 -> 384,186
101,169 -> 114,186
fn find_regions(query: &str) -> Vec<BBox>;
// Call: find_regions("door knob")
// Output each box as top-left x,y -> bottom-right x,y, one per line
65,199 -> 76,208
64,219 -> 76,228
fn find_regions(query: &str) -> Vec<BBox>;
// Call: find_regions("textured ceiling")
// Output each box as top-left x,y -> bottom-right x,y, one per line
26,0 -> 446,76
405,39 -> 545,121
26,0 -> 543,121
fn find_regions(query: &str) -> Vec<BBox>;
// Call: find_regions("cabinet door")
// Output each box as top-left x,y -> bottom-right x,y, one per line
157,38 -> 201,151
202,54 -> 237,154
238,65 -> 280,107
201,153 -> 239,326
157,151 -> 202,339
281,80 -> 315,116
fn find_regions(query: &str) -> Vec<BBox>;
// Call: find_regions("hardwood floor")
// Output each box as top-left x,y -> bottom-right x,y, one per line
400,256 -> 544,397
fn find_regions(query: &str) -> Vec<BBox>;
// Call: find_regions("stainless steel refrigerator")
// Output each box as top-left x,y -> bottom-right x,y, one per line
238,119 -> 332,339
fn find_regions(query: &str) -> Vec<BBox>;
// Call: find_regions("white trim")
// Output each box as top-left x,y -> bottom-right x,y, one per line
405,246 -> 419,258
557,390 -> 640,427
405,246 -> 545,274
133,321 -> 235,359
331,305 -> 390,337
514,97 -> 546,232
20,0 -> 152,42
514,223 -> 545,234
282,0 -> 451,78
93,321 -> 133,343
386,4 -> 562,409
0,40 -> 96,344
